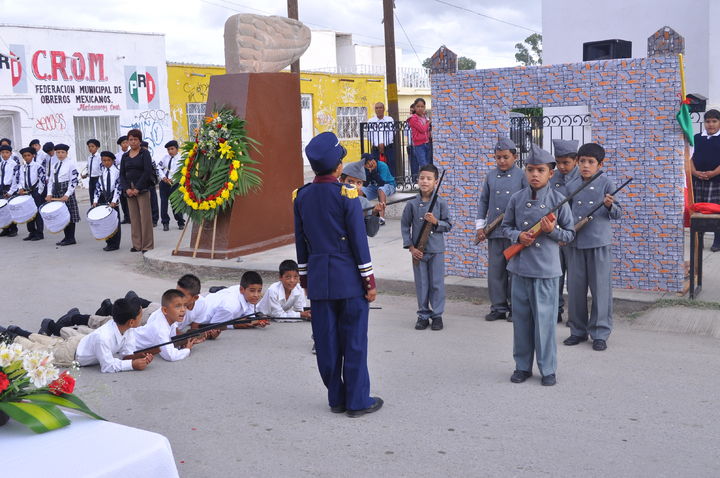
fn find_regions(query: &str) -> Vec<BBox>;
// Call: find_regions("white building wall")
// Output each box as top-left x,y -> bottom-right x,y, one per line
542,0 -> 716,104
299,30 -> 338,71
0,25 -> 172,165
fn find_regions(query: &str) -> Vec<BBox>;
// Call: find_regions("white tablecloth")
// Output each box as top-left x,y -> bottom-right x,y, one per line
0,412 -> 179,478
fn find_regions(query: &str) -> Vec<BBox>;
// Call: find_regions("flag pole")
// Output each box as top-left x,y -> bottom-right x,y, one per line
679,53 -> 695,205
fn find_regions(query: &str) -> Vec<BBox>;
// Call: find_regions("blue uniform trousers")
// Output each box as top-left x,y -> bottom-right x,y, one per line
567,245 -> 613,341
413,252 -> 445,319
487,238 -> 512,314
511,274 -> 559,377
558,244 -> 571,315
311,296 -> 374,411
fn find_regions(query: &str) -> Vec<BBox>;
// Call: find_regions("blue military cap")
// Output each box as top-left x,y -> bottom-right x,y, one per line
495,136 -> 516,152
305,132 -> 347,173
165,140 -> 179,149
525,144 -> 555,165
552,139 -> 579,157
19,147 -> 35,156
343,160 -> 366,181
42,142 -> 55,153
0,145 -> 12,152
54,143 -> 70,152
100,150 -> 116,161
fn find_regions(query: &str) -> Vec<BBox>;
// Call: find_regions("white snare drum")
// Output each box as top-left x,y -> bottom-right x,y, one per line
8,195 -> 38,224
0,199 -> 11,229
39,201 -> 71,233
87,205 -> 118,240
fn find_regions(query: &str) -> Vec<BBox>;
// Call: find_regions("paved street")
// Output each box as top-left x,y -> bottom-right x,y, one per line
2,206 -> 720,477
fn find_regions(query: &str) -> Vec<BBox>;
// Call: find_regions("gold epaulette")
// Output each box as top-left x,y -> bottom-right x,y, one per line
292,188 -> 298,202
341,185 -> 358,199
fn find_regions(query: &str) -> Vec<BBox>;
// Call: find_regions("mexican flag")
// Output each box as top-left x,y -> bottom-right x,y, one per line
676,100 -> 695,147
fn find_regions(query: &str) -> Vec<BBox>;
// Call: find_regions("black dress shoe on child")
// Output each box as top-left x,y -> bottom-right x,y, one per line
58,239 -> 76,246
485,311 -> 507,321
30,235 -> 44,241
330,405 -> 347,414
563,335 -> 588,346
38,318 -> 56,336
415,318 -> 430,330
431,316 -> 444,330
23,235 -> 34,241
346,397 -> 383,418
163,224 -> 169,231
510,370 -> 532,383
541,374 -> 557,386
95,299 -> 113,316
592,339 -> 607,351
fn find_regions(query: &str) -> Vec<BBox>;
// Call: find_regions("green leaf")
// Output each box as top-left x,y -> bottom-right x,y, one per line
23,392 -> 105,421
0,401 -> 70,433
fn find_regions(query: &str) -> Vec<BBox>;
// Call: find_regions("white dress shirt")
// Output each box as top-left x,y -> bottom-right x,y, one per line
157,153 -> 182,182
9,160 -> 45,195
94,165 -> 121,204
201,286 -> 256,325
115,149 -> 129,168
0,157 -> 19,189
179,295 -> 208,329
46,158 -> 79,196
257,281 -> 306,318
367,115 -> 395,146
133,308 -> 190,362
87,152 -> 102,178
75,321 -> 136,373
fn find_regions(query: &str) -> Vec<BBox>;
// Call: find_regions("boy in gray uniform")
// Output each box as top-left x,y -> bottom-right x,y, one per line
341,160 -> 384,237
563,143 -> 621,351
402,164 -> 452,331
549,139 -> 580,323
476,136 -> 527,321
501,144 -> 575,386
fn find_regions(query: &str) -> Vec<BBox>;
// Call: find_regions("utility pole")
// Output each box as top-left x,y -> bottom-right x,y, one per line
288,0 -> 300,74
382,0 -> 399,122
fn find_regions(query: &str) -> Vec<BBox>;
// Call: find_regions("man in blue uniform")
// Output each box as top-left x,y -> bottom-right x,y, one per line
294,132 -> 383,417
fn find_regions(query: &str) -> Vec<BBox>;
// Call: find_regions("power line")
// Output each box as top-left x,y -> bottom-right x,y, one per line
394,12 -> 422,65
433,0 -> 540,34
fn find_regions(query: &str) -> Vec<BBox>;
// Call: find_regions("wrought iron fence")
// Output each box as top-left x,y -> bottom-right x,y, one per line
510,114 -> 592,166
359,120 -> 419,191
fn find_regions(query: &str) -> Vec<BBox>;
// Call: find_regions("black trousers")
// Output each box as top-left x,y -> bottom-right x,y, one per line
0,185 -> 17,234
149,185 -> 159,224
97,199 -> 121,249
120,193 -> 130,222
159,181 -> 184,226
26,190 -> 45,238
88,176 -> 99,205
63,222 -> 76,242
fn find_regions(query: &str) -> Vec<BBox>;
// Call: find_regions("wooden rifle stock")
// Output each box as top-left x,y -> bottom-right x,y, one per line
573,177 -> 633,232
413,170 -> 447,265
474,213 -> 505,245
502,171 -> 604,261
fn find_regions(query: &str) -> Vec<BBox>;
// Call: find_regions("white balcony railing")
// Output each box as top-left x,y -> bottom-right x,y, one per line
303,64 -> 430,90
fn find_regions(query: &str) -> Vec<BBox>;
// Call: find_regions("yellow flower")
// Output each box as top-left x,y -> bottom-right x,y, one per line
221,189 -> 230,199
191,202 -> 198,210
179,186 -> 186,194
230,170 -> 239,182
181,167 -> 188,176
227,182 -> 234,191
183,192 -> 190,201
216,197 -> 224,205
226,150 -> 236,159
218,142 -> 233,158
232,160 -> 241,169
209,200 -> 217,208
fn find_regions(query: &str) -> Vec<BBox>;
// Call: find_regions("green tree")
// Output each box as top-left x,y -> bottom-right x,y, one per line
515,33 -> 542,66
422,56 -> 476,70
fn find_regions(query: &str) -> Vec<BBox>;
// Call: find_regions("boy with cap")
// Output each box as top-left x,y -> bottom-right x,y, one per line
0,138 -> 21,164
30,139 -> 47,165
294,131 -> 383,417
157,140 -> 185,231
116,135 -> 131,223
476,136 -> 527,322
92,151 -> 122,251
45,143 -> 80,246
362,153 -> 395,225
563,143 -> 621,352
85,139 -> 102,204
0,144 -> 20,237
340,160 -> 384,237
550,139 -> 580,323
8,146 -> 45,240
500,144 -> 575,386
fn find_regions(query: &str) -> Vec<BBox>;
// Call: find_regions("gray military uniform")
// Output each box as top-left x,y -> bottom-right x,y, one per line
401,195 -> 452,320
501,185 -> 575,377
477,164 -> 527,314
550,166 -> 580,316
566,174 -> 622,341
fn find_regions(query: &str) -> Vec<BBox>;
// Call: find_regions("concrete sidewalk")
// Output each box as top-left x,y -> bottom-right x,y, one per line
143,218 -> 720,310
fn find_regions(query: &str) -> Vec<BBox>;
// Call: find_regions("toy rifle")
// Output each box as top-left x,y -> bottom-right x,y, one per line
362,195 -> 414,213
574,177 -> 633,232
131,312 -> 261,355
474,213 -> 505,245
412,169 -> 446,265
503,171 -> 604,261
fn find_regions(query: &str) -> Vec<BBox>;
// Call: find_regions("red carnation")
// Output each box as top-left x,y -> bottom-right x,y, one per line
0,371 -> 9,393
201,149 -> 207,154
218,138 -> 226,143
216,123 -> 223,129
48,372 -> 75,396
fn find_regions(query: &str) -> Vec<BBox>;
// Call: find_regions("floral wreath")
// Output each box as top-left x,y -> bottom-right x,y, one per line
170,108 -> 261,223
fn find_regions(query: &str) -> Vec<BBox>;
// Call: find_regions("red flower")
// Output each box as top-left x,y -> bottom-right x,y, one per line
218,138 -> 226,143
216,123 -> 223,129
48,372 -> 75,396
0,371 -> 9,393
201,149 -> 207,155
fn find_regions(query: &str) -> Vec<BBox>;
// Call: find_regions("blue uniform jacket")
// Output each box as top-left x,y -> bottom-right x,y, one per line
501,185 -> 575,279
566,174 -> 622,249
294,175 -> 375,300
550,166 -> 580,197
476,164 -> 527,239
401,194 -> 452,253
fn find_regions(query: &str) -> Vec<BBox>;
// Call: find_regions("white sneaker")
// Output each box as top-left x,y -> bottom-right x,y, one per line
379,217 -> 386,226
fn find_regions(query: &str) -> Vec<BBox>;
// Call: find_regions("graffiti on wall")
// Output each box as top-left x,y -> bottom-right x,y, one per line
121,109 -> 168,155
35,113 -> 66,131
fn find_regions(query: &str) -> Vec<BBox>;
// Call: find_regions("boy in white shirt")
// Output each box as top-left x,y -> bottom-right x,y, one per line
195,271 -> 267,329
133,289 -> 205,362
2,298 -> 152,373
258,260 -> 310,320
175,274 -> 220,339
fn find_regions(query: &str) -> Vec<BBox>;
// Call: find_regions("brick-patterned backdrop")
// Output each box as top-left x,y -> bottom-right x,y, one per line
430,56 -> 685,292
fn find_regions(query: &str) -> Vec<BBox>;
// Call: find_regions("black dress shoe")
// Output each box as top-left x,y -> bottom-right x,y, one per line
57,239 -> 76,246
485,311 -> 507,321
415,317 -> 429,330
103,246 -> 119,251
30,235 -> 44,241
541,374 -> 557,386
592,339 -> 607,351
23,235 -> 34,241
6,231 -> 17,237
711,245 -> 720,252
330,405 -> 346,414
563,335 -> 588,346
95,298 -> 113,316
7,325 -> 31,339
510,370 -> 532,383
38,318 -> 56,336
163,223 -> 169,231
557,312 -> 563,323
130,247 -> 139,252
346,397 -> 383,417
121,219 -> 131,224
431,316 -> 444,330
0,229 -> 9,237
178,223 -> 185,230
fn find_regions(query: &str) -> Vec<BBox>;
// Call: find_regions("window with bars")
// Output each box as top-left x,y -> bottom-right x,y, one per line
73,116 -> 120,160
187,103 -> 206,140
336,106 -> 367,140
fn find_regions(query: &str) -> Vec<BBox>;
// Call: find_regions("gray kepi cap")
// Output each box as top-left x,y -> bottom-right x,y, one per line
343,160 -> 366,181
525,144 -> 556,166
495,135 -> 517,152
552,139 -> 579,158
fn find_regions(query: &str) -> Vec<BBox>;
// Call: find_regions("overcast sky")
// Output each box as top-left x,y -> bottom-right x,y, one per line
0,0 -> 541,68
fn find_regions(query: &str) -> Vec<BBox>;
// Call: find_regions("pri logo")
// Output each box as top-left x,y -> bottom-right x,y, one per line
128,71 -> 156,104
125,66 -> 159,110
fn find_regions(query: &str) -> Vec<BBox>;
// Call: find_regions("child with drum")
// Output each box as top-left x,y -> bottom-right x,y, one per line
90,151 -> 121,251
0,144 -> 20,237
44,143 -> 80,246
8,147 -> 45,241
